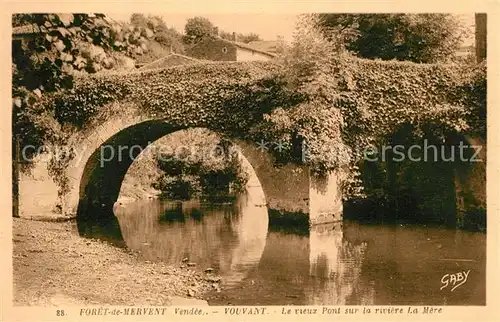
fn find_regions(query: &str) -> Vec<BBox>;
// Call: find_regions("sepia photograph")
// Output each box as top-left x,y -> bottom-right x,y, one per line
4,3 -> 496,320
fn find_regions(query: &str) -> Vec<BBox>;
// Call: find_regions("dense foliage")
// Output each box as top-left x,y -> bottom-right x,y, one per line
12,13 -> 157,160
12,13 -> 191,200
183,16 -> 217,44
45,55 -> 484,197
16,14 -> 486,205
129,14 -> 185,62
315,13 -> 468,63
183,16 -> 263,44
219,31 -> 261,43
153,136 -> 248,201
12,13 -> 189,155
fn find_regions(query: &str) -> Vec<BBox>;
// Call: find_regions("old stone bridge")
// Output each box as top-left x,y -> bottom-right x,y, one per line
18,59 -> 486,231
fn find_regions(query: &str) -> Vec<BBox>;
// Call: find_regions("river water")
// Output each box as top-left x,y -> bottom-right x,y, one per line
112,189 -> 486,306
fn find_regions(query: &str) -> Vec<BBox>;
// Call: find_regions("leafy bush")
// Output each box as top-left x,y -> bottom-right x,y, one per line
153,137 -> 248,201
12,13 -> 184,162
220,31 -> 261,43
315,13 -> 468,63
184,16 -> 216,44
155,178 -> 201,200
463,206 -> 486,232
12,13 -> 152,197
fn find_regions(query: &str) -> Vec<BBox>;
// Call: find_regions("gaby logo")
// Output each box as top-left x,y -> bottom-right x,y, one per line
440,270 -> 471,292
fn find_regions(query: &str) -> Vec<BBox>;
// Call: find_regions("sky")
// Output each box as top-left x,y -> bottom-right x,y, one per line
108,13 -> 299,42
107,13 -> 475,44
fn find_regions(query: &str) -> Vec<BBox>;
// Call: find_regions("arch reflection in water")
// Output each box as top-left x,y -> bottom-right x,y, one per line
306,223 -> 374,305
114,191 -> 268,286
107,197 -> 485,305
76,202 -> 126,248
222,222 -> 374,305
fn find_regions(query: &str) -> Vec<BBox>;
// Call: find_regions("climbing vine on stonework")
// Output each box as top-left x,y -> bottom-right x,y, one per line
40,56 -> 486,200
37,16 -> 487,201
16,14 -> 486,203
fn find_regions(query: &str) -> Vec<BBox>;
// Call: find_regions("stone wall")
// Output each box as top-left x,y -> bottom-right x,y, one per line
19,158 -> 60,218
309,171 -> 344,225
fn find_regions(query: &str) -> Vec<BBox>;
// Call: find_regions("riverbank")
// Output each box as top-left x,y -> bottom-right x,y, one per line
13,218 -> 221,306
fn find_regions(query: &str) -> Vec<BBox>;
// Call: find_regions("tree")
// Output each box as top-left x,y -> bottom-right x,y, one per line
316,13 -> 467,63
238,32 -> 261,43
184,16 -> 216,44
130,14 -> 185,56
11,13 -> 153,215
130,14 -> 171,37
151,15 -> 185,54
219,30 -> 261,43
129,13 -> 149,28
155,28 -> 185,53
219,30 -> 233,41
153,131 -> 248,201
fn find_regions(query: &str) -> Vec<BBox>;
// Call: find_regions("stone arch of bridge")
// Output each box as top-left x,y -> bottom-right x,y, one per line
69,120 -> 268,223
62,113 -> 340,237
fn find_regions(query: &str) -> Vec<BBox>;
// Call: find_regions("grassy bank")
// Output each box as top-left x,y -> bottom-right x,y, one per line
13,218 -> 221,306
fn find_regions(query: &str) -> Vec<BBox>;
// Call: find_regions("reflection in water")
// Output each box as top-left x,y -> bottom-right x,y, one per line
115,191 -> 268,287
215,222 -> 374,305
224,192 -> 268,286
77,201 -> 126,248
343,222 -> 486,305
306,223 -> 374,305
108,190 -> 485,306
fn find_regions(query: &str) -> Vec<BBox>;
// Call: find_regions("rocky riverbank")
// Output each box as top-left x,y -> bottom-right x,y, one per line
13,218 -> 221,306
